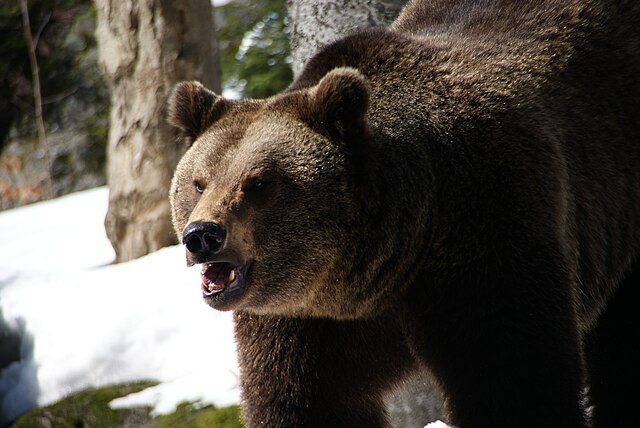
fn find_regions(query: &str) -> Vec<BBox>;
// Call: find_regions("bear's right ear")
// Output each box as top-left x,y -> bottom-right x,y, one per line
167,81 -> 228,145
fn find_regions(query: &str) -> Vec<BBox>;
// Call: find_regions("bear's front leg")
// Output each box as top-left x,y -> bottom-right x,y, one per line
404,258 -> 588,428
233,311 -> 413,428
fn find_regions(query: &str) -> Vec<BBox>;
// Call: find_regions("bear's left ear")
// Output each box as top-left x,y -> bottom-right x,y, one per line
309,67 -> 370,143
167,81 -> 229,146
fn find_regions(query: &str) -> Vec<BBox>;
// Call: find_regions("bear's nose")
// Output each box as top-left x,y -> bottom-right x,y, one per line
182,221 -> 226,257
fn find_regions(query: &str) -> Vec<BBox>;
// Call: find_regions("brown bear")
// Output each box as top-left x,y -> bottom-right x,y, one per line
167,0 -> 640,426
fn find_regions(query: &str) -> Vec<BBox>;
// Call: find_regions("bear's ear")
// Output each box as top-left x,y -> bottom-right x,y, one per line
167,81 -> 228,145
309,67 -> 370,143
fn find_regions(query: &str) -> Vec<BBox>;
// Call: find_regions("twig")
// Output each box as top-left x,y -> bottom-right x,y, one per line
20,0 -> 53,200
33,10 -> 52,49
42,85 -> 79,105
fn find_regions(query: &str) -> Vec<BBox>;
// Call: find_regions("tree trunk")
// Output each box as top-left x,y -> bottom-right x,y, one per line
286,0 -> 405,77
94,0 -> 220,263
285,1 -> 445,425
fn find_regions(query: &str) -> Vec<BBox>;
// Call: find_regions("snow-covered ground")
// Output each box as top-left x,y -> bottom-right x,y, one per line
0,187 -> 239,424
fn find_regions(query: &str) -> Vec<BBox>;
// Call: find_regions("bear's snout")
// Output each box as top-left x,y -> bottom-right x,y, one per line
182,221 -> 226,263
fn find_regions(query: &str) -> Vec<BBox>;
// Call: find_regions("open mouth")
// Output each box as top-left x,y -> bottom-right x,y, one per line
200,261 -> 251,306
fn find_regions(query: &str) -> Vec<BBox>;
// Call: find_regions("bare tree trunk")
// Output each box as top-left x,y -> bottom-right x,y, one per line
95,0 -> 220,263
20,0 -> 53,200
286,0 -> 405,77
285,1 -> 445,425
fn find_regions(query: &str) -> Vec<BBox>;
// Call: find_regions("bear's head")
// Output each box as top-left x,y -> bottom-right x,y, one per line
168,68 -> 383,319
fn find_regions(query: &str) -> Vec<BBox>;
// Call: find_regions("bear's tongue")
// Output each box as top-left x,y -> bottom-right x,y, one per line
201,262 -> 236,295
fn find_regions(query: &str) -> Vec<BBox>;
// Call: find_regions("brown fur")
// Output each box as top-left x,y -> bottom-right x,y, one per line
168,0 -> 640,426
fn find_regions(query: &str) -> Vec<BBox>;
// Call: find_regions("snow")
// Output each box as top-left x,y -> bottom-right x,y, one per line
0,187 -> 239,424
425,422 -> 453,428
211,0 -> 234,7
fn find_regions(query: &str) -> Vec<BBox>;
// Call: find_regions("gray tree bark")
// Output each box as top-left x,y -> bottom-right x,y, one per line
95,0 -> 220,263
285,1 -> 445,426
286,0 -> 405,77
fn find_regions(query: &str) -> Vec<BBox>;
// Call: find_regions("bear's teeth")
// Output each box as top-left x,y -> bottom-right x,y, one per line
229,269 -> 236,283
201,263 -> 209,274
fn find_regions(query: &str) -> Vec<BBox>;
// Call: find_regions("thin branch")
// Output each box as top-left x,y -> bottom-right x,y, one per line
42,85 -> 79,105
20,0 -> 53,200
33,10 -> 52,50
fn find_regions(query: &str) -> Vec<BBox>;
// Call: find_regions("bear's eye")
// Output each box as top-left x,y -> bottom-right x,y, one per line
194,181 -> 204,194
242,176 -> 272,195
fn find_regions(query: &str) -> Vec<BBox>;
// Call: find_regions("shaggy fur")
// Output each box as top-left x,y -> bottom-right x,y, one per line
168,0 -> 640,426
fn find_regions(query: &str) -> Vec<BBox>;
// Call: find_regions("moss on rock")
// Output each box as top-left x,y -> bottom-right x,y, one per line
11,381 -> 156,428
154,402 -> 243,428
9,381 -> 244,428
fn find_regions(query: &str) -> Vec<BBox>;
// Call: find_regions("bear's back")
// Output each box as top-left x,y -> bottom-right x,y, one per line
290,0 -> 640,320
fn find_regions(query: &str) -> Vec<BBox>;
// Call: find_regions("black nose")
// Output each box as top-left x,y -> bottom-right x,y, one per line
182,221 -> 226,257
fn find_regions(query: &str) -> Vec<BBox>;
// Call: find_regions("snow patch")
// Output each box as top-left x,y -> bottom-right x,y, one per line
0,187 -> 239,424
425,421 -> 453,428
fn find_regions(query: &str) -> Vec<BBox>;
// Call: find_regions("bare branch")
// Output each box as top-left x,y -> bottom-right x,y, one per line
20,0 -> 53,200
33,10 -> 52,50
42,85 -> 79,105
